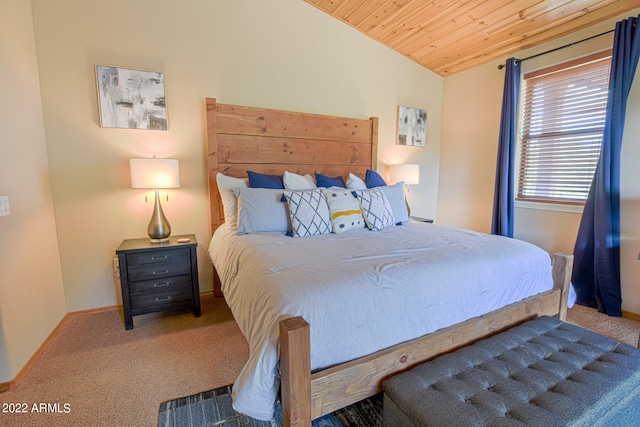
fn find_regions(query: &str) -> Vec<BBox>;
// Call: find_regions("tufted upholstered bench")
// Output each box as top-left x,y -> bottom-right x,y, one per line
383,316 -> 640,426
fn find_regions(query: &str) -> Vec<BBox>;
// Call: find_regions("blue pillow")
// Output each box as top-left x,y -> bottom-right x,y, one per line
247,171 -> 284,189
365,169 -> 387,188
315,173 -> 345,188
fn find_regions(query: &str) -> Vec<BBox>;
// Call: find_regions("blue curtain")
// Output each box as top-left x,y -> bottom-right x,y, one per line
492,58 -> 521,237
572,15 -> 640,317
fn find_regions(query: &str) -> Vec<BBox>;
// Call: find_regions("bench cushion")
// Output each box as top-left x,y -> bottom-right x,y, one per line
383,316 -> 640,426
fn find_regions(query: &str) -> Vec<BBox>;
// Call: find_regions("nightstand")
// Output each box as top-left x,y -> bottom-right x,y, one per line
116,234 -> 201,330
410,216 -> 434,223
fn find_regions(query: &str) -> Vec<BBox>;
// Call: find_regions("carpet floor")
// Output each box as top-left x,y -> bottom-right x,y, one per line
0,293 -> 638,427
0,295 -> 248,427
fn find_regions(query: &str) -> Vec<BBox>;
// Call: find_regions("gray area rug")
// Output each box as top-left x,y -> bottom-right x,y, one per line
158,385 -> 382,427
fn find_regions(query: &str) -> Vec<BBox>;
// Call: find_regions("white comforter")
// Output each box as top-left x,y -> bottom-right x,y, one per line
208,221 -> 555,421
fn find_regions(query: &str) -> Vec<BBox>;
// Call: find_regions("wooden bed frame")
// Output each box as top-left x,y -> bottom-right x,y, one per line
205,97 -> 573,427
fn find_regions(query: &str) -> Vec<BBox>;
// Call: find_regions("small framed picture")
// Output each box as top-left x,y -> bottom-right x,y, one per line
95,65 -> 167,130
396,105 -> 427,146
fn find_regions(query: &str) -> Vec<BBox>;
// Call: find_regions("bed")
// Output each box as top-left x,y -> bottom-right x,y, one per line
205,98 -> 573,426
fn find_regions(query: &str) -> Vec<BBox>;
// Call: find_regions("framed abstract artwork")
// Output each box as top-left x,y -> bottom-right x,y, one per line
95,65 -> 168,130
396,105 -> 427,146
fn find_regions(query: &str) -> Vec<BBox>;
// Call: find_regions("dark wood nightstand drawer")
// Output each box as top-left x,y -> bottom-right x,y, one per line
126,248 -> 190,266
116,234 -> 201,330
130,286 -> 193,310
127,261 -> 191,282
129,274 -> 192,295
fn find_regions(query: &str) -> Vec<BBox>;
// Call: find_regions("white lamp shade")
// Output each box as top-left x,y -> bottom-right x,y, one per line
130,158 -> 180,189
389,164 -> 419,185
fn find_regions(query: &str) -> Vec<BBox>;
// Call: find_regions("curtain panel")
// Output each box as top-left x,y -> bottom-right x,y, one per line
572,14 -> 640,316
491,58 -> 521,238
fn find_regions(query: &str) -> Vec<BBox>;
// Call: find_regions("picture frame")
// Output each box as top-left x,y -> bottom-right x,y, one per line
396,105 -> 427,146
95,65 -> 167,130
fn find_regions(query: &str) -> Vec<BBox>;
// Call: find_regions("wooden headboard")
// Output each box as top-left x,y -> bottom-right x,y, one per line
206,97 -> 379,233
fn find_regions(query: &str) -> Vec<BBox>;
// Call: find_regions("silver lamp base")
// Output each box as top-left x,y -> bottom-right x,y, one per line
147,189 -> 172,243
149,237 -> 170,243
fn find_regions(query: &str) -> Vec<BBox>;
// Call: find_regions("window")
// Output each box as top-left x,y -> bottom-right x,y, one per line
517,50 -> 612,204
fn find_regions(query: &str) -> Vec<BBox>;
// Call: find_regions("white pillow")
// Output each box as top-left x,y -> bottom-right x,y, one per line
346,173 -> 367,190
283,171 -> 317,190
353,188 -> 395,231
216,172 -> 248,229
282,189 -> 332,237
321,188 -> 365,233
380,182 -> 409,224
232,188 -> 289,235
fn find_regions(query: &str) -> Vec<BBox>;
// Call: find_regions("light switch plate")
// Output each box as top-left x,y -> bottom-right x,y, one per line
0,196 -> 10,217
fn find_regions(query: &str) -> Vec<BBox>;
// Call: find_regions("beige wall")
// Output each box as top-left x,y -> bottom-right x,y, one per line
440,8 -> 640,314
0,0 -> 67,382
439,62 -> 503,232
29,0 -> 442,312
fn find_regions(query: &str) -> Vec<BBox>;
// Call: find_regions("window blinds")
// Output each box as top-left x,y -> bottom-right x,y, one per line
518,51 -> 611,204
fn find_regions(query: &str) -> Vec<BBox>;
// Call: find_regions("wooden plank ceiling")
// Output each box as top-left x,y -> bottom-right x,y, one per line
304,0 -> 640,76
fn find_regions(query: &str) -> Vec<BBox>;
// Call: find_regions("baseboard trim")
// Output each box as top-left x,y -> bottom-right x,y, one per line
623,310 -> 640,322
68,304 -> 119,317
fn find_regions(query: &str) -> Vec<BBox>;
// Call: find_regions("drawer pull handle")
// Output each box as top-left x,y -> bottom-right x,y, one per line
154,282 -> 171,288
153,270 -> 169,276
151,255 -> 168,260
155,296 -> 172,302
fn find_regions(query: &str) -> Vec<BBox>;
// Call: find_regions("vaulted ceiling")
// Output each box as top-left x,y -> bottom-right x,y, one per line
304,0 -> 640,76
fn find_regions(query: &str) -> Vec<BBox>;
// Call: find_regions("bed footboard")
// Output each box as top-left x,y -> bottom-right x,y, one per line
280,317 -> 311,427
279,252 -> 573,427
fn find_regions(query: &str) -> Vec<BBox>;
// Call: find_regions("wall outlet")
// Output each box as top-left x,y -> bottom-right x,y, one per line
0,196 -> 9,217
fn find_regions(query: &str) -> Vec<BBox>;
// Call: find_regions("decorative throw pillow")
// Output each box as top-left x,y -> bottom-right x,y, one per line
346,173 -> 367,190
232,188 -> 289,235
283,171 -> 317,190
380,182 -> 409,224
365,169 -> 387,188
247,170 -> 284,189
282,189 -> 332,237
352,188 -> 395,231
321,189 -> 365,233
315,173 -> 346,188
216,172 -> 248,230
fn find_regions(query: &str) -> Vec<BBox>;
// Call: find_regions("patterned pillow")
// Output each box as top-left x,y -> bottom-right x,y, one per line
352,188 -> 395,231
321,189 -> 365,234
282,189 -> 332,237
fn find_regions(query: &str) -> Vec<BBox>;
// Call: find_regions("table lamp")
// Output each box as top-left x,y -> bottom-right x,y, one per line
389,163 -> 420,186
130,157 -> 180,243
